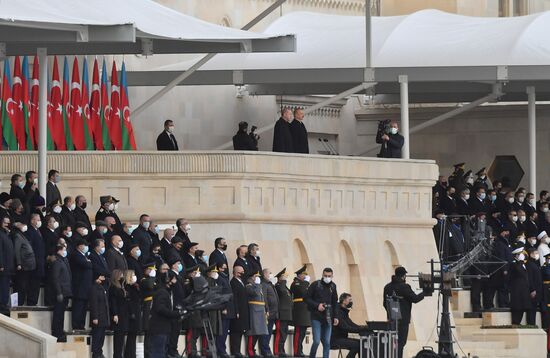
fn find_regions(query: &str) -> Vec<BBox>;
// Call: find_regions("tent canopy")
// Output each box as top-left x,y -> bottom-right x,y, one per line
0,0 -> 295,56
126,10 -> 550,102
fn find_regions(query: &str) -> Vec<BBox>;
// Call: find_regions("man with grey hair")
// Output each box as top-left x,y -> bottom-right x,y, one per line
273,107 -> 294,153
290,108 -> 309,154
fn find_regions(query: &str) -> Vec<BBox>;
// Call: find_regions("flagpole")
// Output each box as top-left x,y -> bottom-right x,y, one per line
37,48 -> 48,197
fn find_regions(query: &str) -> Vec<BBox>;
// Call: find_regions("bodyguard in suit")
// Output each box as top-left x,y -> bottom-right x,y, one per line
272,108 -> 294,153
209,237 -> 229,268
230,265 -> 249,358
70,238 -> 93,330
156,119 -> 179,151
440,186 -> 457,216
89,274 -> 109,358
74,195 -> 92,231
132,214 -> 153,263
50,244 -> 72,342
290,108 -> 309,154
46,169 -> 62,208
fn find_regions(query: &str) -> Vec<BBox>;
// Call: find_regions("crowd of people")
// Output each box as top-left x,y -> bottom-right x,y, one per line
432,163 -> 550,326
0,168 -> 375,358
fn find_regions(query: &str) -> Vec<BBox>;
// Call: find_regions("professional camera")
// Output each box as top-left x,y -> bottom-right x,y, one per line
377,119 -> 391,135
323,303 -> 332,323
250,125 -> 260,141
174,304 -> 190,321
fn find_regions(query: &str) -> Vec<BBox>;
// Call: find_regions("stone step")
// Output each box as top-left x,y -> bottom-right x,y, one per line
453,317 -> 482,326
482,311 -> 543,327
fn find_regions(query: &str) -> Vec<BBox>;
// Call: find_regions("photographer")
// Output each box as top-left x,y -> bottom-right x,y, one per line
249,125 -> 260,151
305,267 -> 339,358
376,120 -> 404,158
232,121 -> 256,151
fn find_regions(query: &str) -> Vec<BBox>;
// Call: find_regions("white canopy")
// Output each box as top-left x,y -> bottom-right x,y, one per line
0,0 -> 295,56
126,10 -> 550,102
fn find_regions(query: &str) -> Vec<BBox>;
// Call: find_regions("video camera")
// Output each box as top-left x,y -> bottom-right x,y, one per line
250,125 -> 260,141
183,276 -> 233,312
322,303 -> 332,324
377,119 -> 391,135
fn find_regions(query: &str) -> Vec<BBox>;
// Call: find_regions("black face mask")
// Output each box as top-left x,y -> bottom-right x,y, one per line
221,244 -> 228,251
80,202 -> 87,209
346,302 -> 353,309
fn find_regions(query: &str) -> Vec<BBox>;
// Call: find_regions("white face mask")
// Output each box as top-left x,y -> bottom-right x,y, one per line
533,254 -> 540,261
33,178 -> 38,185
519,216 -> 526,223
53,206 -> 62,214
195,272 -> 201,278
66,231 -> 72,238
211,272 -> 219,280
529,238 -> 537,246
269,273 -> 274,280
518,237 -> 526,244
17,181 -> 25,189
255,250 -> 261,257
254,276 -> 261,285
35,221 -> 42,229
108,203 -> 115,211
517,253 -> 526,261
168,126 -> 175,133
529,199 -> 536,206
130,275 -> 137,284
323,276 -> 332,284
270,277 -> 277,285
518,196 -> 525,203
69,203 -> 76,211
53,221 -> 59,229
511,215 -> 518,223
507,197 -> 515,204
20,225 -> 28,233
185,224 -> 191,232
390,127 -> 398,135
142,221 -> 150,229
304,275 -> 311,282
466,178 -> 474,185
117,241 -> 124,249
81,228 -> 89,236
544,207 -> 549,213
464,194 -> 470,200
149,270 -> 157,278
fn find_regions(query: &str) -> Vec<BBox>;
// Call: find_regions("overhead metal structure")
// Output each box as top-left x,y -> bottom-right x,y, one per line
0,0 -> 295,197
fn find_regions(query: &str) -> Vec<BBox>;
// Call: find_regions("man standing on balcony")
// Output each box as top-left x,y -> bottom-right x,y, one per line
156,119 -> 179,151
290,108 -> 309,154
376,121 -> 404,159
273,107 -> 294,153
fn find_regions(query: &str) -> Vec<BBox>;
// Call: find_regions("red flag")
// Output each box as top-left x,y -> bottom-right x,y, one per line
109,61 -> 122,150
12,56 -> 26,149
90,58 -> 103,150
100,59 -> 112,150
49,57 -> 67,150
69,58 -> 86,150
62,57 -> 73,150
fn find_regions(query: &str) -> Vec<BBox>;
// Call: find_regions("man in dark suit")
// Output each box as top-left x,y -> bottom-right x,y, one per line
156,119 -> 179,151
9,173 -> 34,215
89,239 -> 110,288
26,214 -> 46,306
246,243 -> 262,275
230,265 -> 249,358
456,189 -> 471,216
233,245 -> 249,275
132,214 -> 153,263
70,238 -> 93,330
376,121 -> 404,158
174,218 -> 191,246
50,244 -> 72,342
272,107 -> 294,153
104,235 -> 128,272
59,196 -> 76,229
89,273 -> 109,358
73,195 -> 92,231
468,187 -> 488,215
182,242 -> 200,269
233,121 -> 256,150
290,108 -> 309,154
23,171 -> 41,212
209,237 -> 229,268
46,169 -> 62,208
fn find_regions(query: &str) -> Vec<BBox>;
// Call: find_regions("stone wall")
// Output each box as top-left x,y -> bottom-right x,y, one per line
0,151 -> 438,355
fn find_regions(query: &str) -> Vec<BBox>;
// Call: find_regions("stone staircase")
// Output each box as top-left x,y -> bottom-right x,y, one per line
449,289 -> 547,358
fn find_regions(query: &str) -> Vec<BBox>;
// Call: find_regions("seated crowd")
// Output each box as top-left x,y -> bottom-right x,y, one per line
432,163 -> 550,326
0,169 -> 367,358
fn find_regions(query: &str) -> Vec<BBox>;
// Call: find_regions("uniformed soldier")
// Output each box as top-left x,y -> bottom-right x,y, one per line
464,170 -> 475,191
509,242 -> 531,325
140,261 -> 157,358
246,271 -> 269,357
274,268 -> 293,357
525,248 -> 545,326
448,163 -> 466,194
206,265 -> 224,357
474,167 -> 490,192
290,265 -> 311,357
183,266 -> 203,358
95,196 -> 122,233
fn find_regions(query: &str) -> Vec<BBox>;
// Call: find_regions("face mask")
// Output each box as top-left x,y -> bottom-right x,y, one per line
511,216 -> 518,222
390,127 -> 398,135
464,194 -> 470,200
68,203 -> 75,211
211,272 -> 219,280
149,270 -> 157,278
108,203 -> 115,211
80,246 -> 88,255
185,224 -> 191,232
61,250 -> 67,258
221,244 -> 228,251
346,301 -> 353,309
270,277 -> 278,285
479,193 -> 486,200
544,207 -> 550,213
177,263 -> 183,273
517,253 -> 525,261
323,277 -> 332,284
254,276 -> 261,285
304,275 -> 311,282
142,221 -> 150,229
101,227 -> 108,234
35,221 -> 42,229
491,195 -> 497,202
20,225 -> 28,233
54,175 -> 61,184
117,241 -> 124,249
533,254 -> 540,261
154,226 -> 160,234
518,196 -> 525,203
255,250 -> 261,257
81,228 -> 89,236
507,197 -> 515,204
135,249 -> 142,258
545,237 -> 550,245
99,247 -> 106,255
114,203 -> 119,210
81,202 -> 87,209
168,126 -> 175,133
518,237 -> 526,244
203,255 -> 209,262
519,215 -> 526,223
17,181 -> 25,189
480,175 -> 486,179
130,275 -> 137,284
269,273 -> 274,280
53,206 -> 62,214
66,231 -> 72,238
33,178 -> 38,185
529,199 -> 535,206
53,221 -> 59,229
466,178 -> 474,185
529,238 -> 537,245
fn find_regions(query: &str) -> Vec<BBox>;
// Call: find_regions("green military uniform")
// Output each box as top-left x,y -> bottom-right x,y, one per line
291,265 -> 311,357
275,268 -> 293,357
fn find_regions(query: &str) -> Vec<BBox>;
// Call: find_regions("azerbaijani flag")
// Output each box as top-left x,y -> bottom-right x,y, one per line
11,56 -> 26,149
109,61 -> 122,150
81,58 -> 94,150
62,57 -> 73,150
120,62 -> 136,150
21,56 -> 32,150
100,59 -> 111,150
50,57 -> 67,150
1,59 -> 18,150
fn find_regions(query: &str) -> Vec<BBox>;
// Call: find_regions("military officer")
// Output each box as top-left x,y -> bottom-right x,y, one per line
95,196 -> 122,233
246,271 -> 269,357
474,167 -> 490,192
290,265 -> 311,357
274,268 -> 293,357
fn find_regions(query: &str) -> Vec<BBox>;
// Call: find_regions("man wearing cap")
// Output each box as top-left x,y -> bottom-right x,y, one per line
474,167 -> 490,191
70,238 -> 93,330
509,242 -> 531,325
260,268 -> 278,357
448,163 -> 466,194
164,236 -> 184,267
246,271 -> 269,357
89,272 -> 109,358
127,243 -> 144,281
50,244 -> 72,342
275,268 -> 293,357
206,265 -> 224,356
526,248 -> 544,326
89,220 -> 108,244
230,265 -> 249,358
95,195 -> 122,233
537,231 -> 550,266
167,258 -> 185,358
233,121 -> 256,151
290,265 -> 311,357
46,169 -> 62,208
0,193 -> 12,220
104,235 -> 128,272
133,214 -> 153,263
383,267 -> 426,358
183,266 -> 203,358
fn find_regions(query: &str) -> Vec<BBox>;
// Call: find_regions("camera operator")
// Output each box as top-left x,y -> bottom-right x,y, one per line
376,120 -> 404,159
249,126 -> 260,151
305,267 -> 339,358
233,122 -> 257,151
331,293 -> 368,358
383,267 -> 429,358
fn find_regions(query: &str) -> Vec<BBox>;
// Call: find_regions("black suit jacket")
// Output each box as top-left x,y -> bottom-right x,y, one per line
46,181 -> 61,208
69,250 -> 93,299
156,131 -> 179,151
272,118 -> 294,153
290,120 -> 309,154
104,248 -> 128,272
60,206 -> 76,229
73,207 -> 92,231
233,257 -> 250,275
132,226 -> 152,262
89,250 -> 111,283
182,253 -> 198,270
230,277 -> 250,332
209,249 -> 228,268
376,132 -> 404,158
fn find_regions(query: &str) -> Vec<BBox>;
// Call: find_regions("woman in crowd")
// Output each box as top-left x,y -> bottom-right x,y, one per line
109,269 -> 130,358
125,269 -> 141,358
